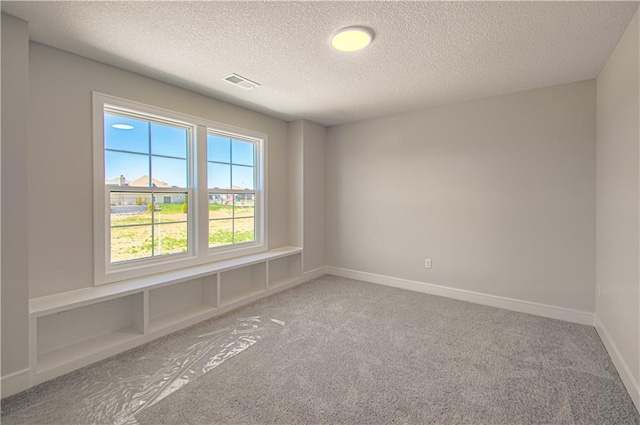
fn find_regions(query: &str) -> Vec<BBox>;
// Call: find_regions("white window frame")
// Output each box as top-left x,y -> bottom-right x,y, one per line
93,93 -> 268,285
103,106 -> 196,271
206,130 -> 263,255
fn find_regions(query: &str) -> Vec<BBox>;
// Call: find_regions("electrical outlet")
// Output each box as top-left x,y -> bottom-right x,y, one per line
425,259 -> 432,269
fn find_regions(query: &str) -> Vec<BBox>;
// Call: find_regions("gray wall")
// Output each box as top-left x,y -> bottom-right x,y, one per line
1,14 -> 30,378
288,120 -> 326,272
28,43 -> 290,298
302,121 -> 326,272
288,121 -> 304,248
596,8 -> 640,395
326,80 -> 596,312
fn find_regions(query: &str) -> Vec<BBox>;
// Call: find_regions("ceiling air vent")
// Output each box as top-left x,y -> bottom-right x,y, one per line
223,73 -> 260,90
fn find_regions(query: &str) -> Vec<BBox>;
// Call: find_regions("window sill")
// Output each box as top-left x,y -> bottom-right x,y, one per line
99,243 -> 266,285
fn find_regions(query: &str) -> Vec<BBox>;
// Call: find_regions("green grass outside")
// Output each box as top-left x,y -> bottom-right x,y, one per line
209,229 -> 254,246
111,203 -> 253,226
110,202 -> 255,262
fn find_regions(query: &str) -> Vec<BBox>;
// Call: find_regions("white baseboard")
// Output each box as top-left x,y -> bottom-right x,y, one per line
326,266 -> 594,326
594,314 -> 640,412
1,267 -> 603,403
0,368 -> 30,399
302,266 -> 327,282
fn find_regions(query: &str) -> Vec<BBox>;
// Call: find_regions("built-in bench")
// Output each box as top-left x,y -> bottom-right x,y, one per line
29,246 -> 303,385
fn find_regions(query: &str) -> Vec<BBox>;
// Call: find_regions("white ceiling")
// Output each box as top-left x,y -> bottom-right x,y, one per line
2,1 -> 639,126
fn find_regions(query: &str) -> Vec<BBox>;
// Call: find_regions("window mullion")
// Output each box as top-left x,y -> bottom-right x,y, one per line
232,193 -> 236,244
105,188 -> 111,267
229,139 -> 233,192
151,191 -> 155,257
209,189 -> 257,195
196,125 -> 209,256
148,121 -> 153,189
149,123 -> 154,256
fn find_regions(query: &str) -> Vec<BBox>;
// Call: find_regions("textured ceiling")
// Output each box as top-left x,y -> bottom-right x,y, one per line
2,1 -> 639,126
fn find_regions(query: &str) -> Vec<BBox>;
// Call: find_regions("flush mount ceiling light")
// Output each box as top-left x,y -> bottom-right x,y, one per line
331,26 -> 374,52
112,124 -> 134,130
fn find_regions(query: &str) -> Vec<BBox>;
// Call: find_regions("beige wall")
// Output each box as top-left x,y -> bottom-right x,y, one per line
595,7 -> 640,403
1,14 -> 30,378
326,80 -> 596,312
28,43 -> 290,298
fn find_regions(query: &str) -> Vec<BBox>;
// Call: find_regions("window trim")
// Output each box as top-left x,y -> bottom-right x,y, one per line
93,92 -> 268,285
206,129 -> 261,254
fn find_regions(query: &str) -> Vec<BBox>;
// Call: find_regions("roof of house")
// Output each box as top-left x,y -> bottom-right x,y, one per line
105,175 -> 170,188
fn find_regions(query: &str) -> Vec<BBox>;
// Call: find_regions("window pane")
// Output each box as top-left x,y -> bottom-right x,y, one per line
209,194 -> 233,219
110,192 -> 152,227
151,122 -> 187,159
105,151 -> 149,187
208,163 -> 231,189
152,156 -> 187,188
104,113 -> 149,154
232,165 -> 254,190
209,219 -> 233,247
207,134 -> 230,163
111,225 -> 153,263
232,139 -> 254,166
234,217 -> 255,243
154,222 -> 188,256
154,193 -> 188,224
234,194 -> 255,217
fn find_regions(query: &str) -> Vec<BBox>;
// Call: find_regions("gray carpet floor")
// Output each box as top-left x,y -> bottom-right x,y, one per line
2,275 -> 639,425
